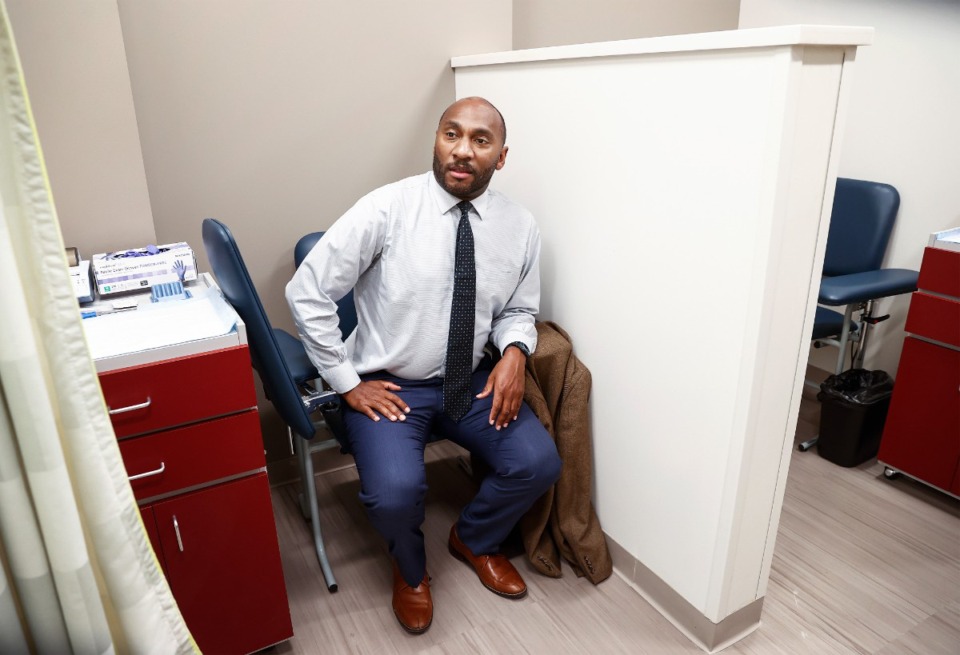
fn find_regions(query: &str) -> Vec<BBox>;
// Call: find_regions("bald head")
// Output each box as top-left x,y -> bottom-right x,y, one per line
438,97 -> 507,146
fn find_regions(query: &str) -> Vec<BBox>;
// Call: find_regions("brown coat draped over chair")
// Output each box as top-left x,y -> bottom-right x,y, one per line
520,321 -> 612,584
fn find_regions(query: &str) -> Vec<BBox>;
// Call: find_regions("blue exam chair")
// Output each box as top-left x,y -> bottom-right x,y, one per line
202,218 -> 341,591
799,178 -> 919,451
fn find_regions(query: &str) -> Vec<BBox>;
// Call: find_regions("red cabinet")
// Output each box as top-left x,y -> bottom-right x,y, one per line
879,244 -> 960,496
878,337 -> 960,492
100,335 -> 293,653
140,507 -> 165,576
146,474 -> 291,654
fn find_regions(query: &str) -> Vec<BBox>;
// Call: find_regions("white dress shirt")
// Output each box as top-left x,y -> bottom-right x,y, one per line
286,172 -> 541,393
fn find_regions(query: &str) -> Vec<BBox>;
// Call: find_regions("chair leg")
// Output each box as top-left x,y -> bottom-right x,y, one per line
834,304 -> 856,375
290,427 -> 311,521
294,434 -> 338,592
853,299 -> 875,369
798,434 -> 819,452
293,429 -> 310,520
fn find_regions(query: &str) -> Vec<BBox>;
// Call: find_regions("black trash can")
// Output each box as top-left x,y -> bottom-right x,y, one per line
816,369 -> 894,467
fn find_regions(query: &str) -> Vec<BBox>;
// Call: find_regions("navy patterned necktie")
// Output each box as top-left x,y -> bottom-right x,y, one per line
443,200 -> 476,421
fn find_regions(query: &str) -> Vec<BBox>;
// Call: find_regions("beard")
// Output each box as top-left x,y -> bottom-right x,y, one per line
432,150 -> 497,200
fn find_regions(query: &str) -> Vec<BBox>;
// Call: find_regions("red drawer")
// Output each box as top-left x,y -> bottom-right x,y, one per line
917,246 -> 960,298
119,410 -> 266,502
905,291 -> 960,349
99,346 -> 256,438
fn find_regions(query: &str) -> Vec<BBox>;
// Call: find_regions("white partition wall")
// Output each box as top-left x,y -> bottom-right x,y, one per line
454,25 -> 871,651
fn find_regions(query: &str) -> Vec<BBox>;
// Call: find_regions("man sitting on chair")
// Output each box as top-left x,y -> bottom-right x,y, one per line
286,97 -> 561,634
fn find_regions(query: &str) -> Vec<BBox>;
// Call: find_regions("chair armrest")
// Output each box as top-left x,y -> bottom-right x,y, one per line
819,268 -> 919,306
300,383 -> 338,414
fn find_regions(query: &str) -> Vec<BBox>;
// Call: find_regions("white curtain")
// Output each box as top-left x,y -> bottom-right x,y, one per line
0,4 -> 194,653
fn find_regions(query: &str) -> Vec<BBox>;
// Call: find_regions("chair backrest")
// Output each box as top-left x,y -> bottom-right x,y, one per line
823,178 -> 900,277
293,231 -> 322,269
202,218 -> 315,438
294,231 -> 359,338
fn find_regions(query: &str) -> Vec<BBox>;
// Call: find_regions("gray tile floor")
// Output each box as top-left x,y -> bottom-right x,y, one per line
270,392 -> 960,654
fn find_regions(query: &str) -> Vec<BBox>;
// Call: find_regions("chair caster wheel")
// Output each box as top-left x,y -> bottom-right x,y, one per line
883,467 -> 900,480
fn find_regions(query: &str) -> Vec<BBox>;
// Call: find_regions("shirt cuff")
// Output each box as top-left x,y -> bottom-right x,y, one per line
505,341 -> 531,357
322,361 -> 362,395
497,332 -> 536,357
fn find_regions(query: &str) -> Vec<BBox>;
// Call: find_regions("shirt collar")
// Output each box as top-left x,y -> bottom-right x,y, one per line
427,171 -> 489,220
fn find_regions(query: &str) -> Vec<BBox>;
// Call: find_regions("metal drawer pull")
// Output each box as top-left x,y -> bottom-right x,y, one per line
173,516 -> 184,552
108,396 -> 152,415
128,462 -> 165,481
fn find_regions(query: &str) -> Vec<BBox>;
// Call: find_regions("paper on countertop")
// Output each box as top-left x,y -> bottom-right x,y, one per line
82,294 -> 237,360
929,227 -> 960,252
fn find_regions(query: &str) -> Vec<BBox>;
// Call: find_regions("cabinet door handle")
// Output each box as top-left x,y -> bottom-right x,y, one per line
108,396 -> 152,415
173,515 -> 184,552
128,461 -> 165,481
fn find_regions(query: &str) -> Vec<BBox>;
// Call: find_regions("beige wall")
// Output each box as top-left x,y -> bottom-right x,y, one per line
5,0 -> 155,260
740,0 -> 960,376
116,0 -> 510,320
513,0 -> 739,48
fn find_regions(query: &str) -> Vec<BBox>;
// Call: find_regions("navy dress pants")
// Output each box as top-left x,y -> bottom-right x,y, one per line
342,369 -> 562,587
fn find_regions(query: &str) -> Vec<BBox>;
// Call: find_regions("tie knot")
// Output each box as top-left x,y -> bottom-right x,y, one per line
456,201 -> 473,218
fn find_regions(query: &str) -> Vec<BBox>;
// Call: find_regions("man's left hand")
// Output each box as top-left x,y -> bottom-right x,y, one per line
476,347 -> 527,430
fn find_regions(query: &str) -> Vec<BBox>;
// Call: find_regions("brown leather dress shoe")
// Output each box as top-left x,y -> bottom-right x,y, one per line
448,525 -> 527,598
392,560 -> 432,634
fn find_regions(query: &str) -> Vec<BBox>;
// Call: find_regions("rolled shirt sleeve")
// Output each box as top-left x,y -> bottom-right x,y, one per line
285,194 -> 385,393
490,223 -> 540,356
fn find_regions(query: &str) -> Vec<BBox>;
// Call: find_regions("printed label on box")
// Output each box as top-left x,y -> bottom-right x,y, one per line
92,242 -> 198,295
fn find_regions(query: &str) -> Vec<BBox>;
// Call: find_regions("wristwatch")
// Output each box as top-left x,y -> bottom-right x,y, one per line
505,341 -> 531,357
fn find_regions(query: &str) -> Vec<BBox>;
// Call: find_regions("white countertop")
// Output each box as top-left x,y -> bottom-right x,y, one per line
85,273 -> 248,372
451,24 -> 873,69
929,227 -> 960,253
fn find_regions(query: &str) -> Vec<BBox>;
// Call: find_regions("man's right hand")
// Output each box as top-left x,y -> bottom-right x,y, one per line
342,380 -> 410,422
